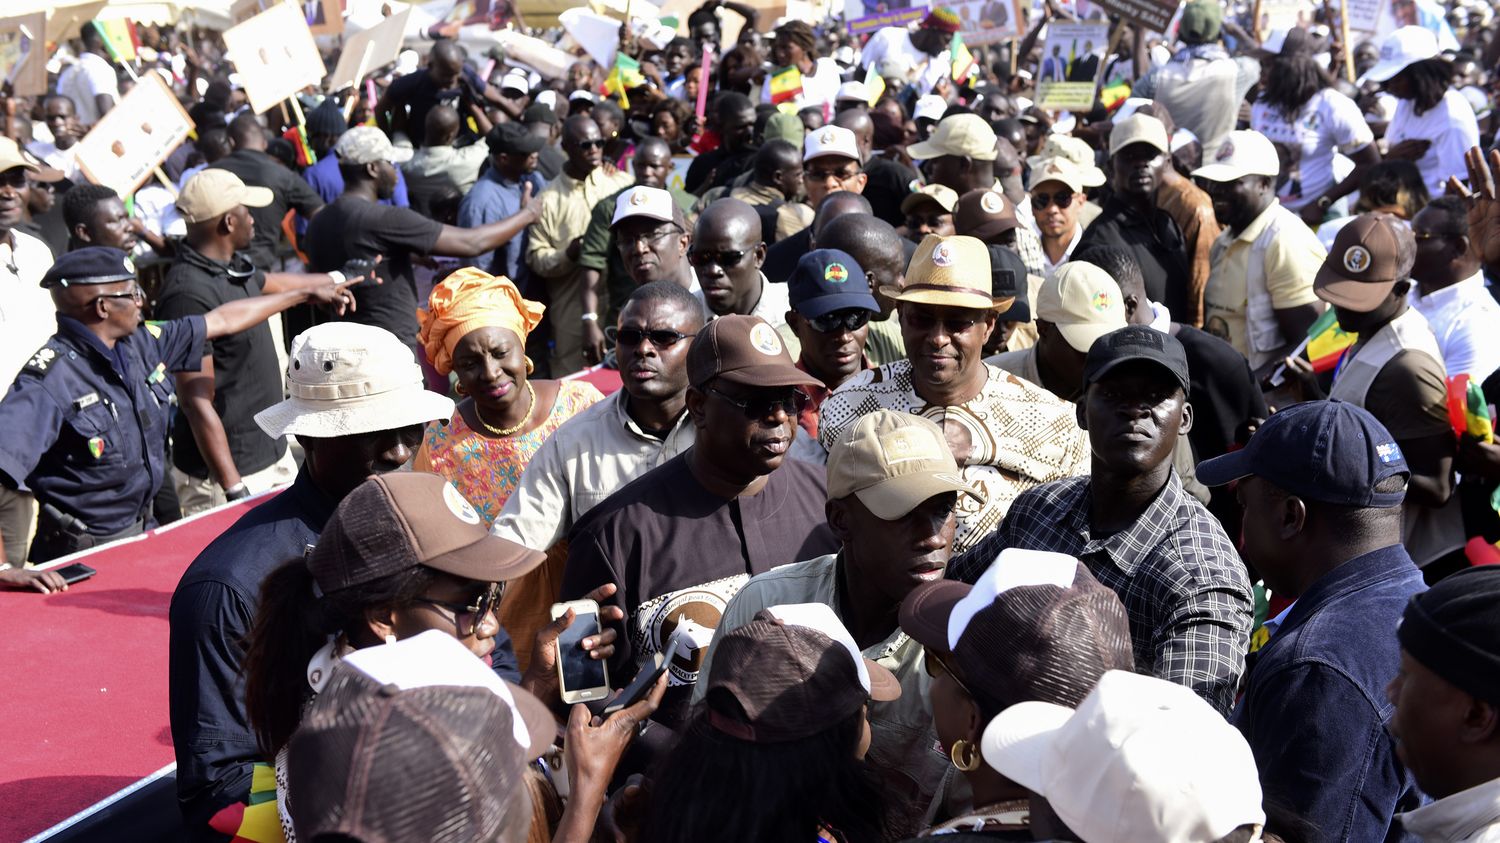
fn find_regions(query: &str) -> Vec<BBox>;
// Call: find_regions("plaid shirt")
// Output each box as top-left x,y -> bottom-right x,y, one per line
949,472 -> 1253,716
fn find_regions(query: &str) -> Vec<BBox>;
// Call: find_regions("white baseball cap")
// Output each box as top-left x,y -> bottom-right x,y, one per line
1191,129 -> 1280,182
804,126 -> 862,164
500,68 -> 530,95
568,89 -> 598,103
1108,113 -> 1170,157
611,186 -> 681,227
1359,26 -> 1439,85
914,94 -> 948,122
836,81 -> 870,103
983,670 -> 1266,843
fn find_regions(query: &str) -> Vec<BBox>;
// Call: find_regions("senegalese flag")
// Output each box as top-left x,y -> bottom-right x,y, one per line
950,34 -> 977,82
603,53 -> 646,109
1305,307 -> 1357,373
769,66 -> 803,106
863,65 -> 885,106
94,19 -> 138,63
1100,79 -> 1132,112
208,762 -> 285,843
282,125 -> 316,167
1446,374 -> 1495,443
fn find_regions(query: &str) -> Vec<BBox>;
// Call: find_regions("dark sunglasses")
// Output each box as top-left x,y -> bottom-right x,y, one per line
1031,188 -> 1076,211
903,309 -> 983,334
411,581 -> 506,638
607,326 -> 693,348
706,385 -> 810,419
576,138 -> 607,150
804,165 -> 861,182
808,309 -> 872,334
688,249 -> 749,268
0,170 -> 29,188
923,647 -> 975,698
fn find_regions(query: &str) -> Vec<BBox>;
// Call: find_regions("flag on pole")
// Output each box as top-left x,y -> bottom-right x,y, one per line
1304,308 -> 1357,373
603,53 -> 645,109
94,19 -> 139,63
769,66 -> 804,106
863,65 -> 885,106
950,34 -> 977,82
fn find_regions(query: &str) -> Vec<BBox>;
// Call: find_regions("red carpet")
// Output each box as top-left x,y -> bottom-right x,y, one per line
0,498 -> 268,843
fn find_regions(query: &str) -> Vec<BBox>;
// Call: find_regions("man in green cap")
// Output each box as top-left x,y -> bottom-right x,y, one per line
1134,0 -> 1261,158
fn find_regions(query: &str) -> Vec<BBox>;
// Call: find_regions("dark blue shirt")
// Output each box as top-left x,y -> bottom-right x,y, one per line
168,468 -> 519,841
297,150 -> 411,238
0,314 -> 205,536
456,166 -> 546,280
1232,544 -> 1428,843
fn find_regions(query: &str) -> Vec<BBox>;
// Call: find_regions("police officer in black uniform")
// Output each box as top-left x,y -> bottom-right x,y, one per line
0,246 -> 361,562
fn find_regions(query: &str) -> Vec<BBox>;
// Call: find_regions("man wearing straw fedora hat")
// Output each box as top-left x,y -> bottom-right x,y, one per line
818,234 -> 1089,553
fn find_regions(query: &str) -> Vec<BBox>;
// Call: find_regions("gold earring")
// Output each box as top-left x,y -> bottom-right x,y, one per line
950,739 -> 981,772
454,381 -> 468,397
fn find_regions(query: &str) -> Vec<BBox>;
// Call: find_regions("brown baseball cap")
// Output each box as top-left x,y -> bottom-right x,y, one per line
1314,213 -> 1414,312
899,549 -> 1134,713
686,314 -> 825,390
953,189 -> 1020,243
307,473 -> 546,593
704,603 -> 901,743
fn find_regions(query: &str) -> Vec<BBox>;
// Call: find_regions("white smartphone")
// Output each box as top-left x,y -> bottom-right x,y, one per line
550,599 -> 610,704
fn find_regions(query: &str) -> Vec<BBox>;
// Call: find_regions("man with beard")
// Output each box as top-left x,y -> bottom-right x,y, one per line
692,198 -> 789,329
494,281 -> 705,550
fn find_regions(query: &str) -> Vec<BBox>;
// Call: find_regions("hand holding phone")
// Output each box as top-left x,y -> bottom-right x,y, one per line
550,599 -> 610,704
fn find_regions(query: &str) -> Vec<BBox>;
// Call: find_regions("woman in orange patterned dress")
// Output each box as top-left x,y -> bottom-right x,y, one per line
414,268 -> 602,668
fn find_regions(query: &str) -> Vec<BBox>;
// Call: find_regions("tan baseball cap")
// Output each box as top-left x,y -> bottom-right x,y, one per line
177,169 -> 274,224
1191,129 -> 1280,182
1027,157 -> 1096,194
335,125 -> 414,165
1314,213 -> 1413,312
686,314 -> 825,390
1108,114 -> 1170,157
1037,261 -> 1128,353
827,410 -> 984,519
907,114 -> 999,162
0,138 -> 41,175
900,183 -> 959,215
1025,135 -> 1106,186
884,234 -> 1014,312
610,185 -> 684,228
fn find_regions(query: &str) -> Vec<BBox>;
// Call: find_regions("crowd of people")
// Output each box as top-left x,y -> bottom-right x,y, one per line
9,0 -> 1500,840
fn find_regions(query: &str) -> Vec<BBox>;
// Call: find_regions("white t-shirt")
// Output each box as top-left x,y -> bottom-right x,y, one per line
57,52 -> 120,126
760,57 -> 844,114
1387,88 -> 1481,198
1251,88 -> 1373,211
860,27 -> 947,94
26,139 -> 81,181
0,229 -> 58,386
1409,271 -> 1500,381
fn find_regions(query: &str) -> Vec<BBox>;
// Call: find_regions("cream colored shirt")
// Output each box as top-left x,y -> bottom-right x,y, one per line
1203,200 -> 1325,368
1399,776 -> 1500,842
491,390 -> 695,552
0,229 -> 58,387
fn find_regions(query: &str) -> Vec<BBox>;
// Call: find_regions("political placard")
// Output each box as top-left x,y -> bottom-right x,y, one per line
45,2 -> 109,47
73,73 -> 193,199
956,0 -> 1026,45
329,7 -> 411,91
1091,0 -> 1179,34
223,1 -> 327,114
1035,21 -> 1107,110
303,0 -> 343,36
0,13 -> 46,98
846,6 -> 927,36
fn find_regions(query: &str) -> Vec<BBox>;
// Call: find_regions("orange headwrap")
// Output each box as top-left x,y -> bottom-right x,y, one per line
417,268 -> 545,377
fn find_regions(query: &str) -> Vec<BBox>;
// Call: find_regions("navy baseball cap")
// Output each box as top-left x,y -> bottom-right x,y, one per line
40,246 -> 136,289
1196,400 -> 1409,508
788,249 -> 879,319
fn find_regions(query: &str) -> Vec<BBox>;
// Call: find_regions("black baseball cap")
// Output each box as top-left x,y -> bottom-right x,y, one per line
1083,326 -> 1190,395
988,244 -> 1031,324
788,249 -> 879,319
1196,400 -> 1410,508
486,122 -> 546,157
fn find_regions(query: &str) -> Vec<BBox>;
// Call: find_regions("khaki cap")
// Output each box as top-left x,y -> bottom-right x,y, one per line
827,410 -> 985,519
1027,157 -> 1096,193
1314,213 -> 1412,312
907,114 -> 999,162
0,137 -> 39,175
900,183 -> 959,215
1037,261 -> 1127,352
1108,114 -> 1170,157
1025,135 -> 1105,186
177,169 -> 274,224
884,234 -> 1013,312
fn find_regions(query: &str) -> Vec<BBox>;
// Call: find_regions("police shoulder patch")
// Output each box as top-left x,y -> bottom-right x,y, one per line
144,322 -> 164,339
23,346 -> 58,377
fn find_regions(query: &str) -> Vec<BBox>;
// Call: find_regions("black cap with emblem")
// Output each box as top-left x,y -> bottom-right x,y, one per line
40,246 -> 137,289
1083,325 -> 1190,395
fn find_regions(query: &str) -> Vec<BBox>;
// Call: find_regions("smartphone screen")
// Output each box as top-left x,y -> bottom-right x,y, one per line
558,611 -> 606,694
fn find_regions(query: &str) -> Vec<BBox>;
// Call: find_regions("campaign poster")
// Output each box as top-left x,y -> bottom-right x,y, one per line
1035,21 -> 1107,110
223,1 -> 327,114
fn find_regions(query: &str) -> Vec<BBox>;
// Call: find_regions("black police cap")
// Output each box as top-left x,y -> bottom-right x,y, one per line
40,246 -> 137,289
485,122 -> 546,157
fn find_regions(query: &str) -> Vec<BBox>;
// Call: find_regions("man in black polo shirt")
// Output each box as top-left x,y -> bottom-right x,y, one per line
157,170 -> 377,515
1075,114 -> 1193,321
374,40 -> 504,148
303,127 -> 548,355
209,114 -> 325,273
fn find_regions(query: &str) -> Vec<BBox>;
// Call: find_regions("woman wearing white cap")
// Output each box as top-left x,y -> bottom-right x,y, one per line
1361,26 -> 1480,196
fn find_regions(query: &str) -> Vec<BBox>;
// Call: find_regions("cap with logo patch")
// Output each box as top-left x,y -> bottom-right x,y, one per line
40,246 -> 137,288
334,126 -> 414,165
1084,325 -> 1190,395
836,80 -> 870,103
1036,261 -> 1127,353
1025,135 -> 1106,186
686,314 -> 825,390
1196,399 -> 1409,508
827,409 -> 985,519
1313,213 -> 1412,312
610,185 -> 685,228
900,548 -> 1134,714
885,234 -> 1013,311
1359,25 -> 1439,85
803,126 -> 862,163
307,472 -> 546,594
901,183 -> 959,216
953,189 -> 1019,242
1026,157 -> 1099,194
788,249 -> 879,318
907,114 -> 999,162
1191,130 -> 1280,182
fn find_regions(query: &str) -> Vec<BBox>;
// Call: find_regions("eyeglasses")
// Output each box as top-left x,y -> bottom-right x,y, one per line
576,138 -> 606,150
0,170 -> 29,189
706,385 -> 810,419
923,647 -> 975,698
903,309 -> 984,334
1413,230 -> 1459,241
807,309 -> 872,334
411,581 -> 505,638
94,285 -> 145,306
618,225 -> 683,249
688,249 -> 750,268
608,326 -> 693,348
1031,188 -> 1076,211
804,165 -> 861,183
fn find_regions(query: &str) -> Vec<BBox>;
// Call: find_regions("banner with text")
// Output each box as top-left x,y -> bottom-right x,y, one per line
846,7 -> 926,36
74,74 -> 193,198
1092,0 -> 1179,33
1035,21 -> 1107,110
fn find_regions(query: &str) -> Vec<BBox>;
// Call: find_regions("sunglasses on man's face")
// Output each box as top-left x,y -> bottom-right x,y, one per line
688,249 -> 749,268
607,326 -> 693,348
903,309 -> 984,335
706,385 -> 810,419
1031,188 -> 1075,211
411,581 -> 506,638
576,138 -> 606,150
807,308 -> 872,334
